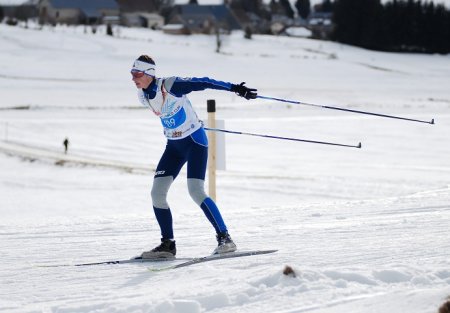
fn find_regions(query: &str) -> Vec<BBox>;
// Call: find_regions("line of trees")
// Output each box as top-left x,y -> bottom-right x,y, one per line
295,0 -> 311,19
332,0 -> 450,54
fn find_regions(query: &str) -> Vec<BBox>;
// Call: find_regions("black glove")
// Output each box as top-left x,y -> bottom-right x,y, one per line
231,82 -> 257,100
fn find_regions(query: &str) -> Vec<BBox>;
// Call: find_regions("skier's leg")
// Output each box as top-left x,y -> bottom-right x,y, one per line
151,176 -> 174,240
187,129 -> 227,233
151,142 -> 186,240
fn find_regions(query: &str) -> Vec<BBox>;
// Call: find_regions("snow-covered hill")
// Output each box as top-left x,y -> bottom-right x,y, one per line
0,23 -> 449,313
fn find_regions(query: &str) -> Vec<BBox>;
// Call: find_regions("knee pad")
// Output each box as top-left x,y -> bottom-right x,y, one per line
187,178 -> 208,205
151,176 -> 174,209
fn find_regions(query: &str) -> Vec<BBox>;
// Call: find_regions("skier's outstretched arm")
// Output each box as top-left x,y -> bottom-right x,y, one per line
164,77 -> 257,100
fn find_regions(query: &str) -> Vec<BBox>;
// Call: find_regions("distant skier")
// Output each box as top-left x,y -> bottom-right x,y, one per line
63,137 -> 69,154
131,55 -> 257,258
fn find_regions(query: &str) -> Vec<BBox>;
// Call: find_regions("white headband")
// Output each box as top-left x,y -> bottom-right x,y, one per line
131,60 -> 156,77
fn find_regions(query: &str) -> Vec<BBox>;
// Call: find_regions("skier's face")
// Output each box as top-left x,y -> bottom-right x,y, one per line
131,71 -> 153,89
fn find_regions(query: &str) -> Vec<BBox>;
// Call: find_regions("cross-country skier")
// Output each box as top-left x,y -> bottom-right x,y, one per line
131,55 -> 257,258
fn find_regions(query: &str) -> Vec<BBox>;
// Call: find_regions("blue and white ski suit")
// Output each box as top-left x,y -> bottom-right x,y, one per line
137,76 -> 233,239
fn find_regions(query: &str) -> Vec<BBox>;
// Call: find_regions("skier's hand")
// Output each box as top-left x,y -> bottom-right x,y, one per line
231,82 -> 257,100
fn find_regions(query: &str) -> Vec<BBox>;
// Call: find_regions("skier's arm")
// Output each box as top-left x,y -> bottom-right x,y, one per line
164,77 -> 231,95
164,77 -> 257,100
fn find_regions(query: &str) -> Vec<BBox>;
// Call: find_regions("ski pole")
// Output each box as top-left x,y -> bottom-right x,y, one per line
204,127 -> 361,149
257,95 -> 435,125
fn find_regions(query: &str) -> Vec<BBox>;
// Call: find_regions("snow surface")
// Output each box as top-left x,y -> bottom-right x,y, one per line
1,23 -> 450,313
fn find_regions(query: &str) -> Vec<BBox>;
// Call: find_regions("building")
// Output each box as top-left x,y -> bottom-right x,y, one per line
38,0 -> 119,25
307,11 -> 334,39
121,12 -> 164,28
0,0 -> 38,20
116,0 -> 169,14
162,23 -> 190,35
167,4 -> 242,34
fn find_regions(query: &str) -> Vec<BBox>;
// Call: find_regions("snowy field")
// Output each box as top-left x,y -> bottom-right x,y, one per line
2,0 -> 450,7
1,23 -> 450,313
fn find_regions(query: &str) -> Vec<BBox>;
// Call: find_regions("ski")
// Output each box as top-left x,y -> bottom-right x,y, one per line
148,249 -> 278,272
37,256 -> 193,268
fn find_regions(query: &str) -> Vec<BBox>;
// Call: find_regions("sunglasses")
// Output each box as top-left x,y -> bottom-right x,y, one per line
131,71 -> 145,78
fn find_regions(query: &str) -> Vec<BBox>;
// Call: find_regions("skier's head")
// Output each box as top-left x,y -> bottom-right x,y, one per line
131,55 -> 156,89
131,55 -> 156,77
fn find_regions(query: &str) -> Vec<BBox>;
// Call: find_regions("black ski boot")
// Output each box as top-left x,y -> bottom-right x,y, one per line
141,239 -> 176,259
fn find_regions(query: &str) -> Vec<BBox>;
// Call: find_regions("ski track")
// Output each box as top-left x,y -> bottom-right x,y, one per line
1,185 -> 450,312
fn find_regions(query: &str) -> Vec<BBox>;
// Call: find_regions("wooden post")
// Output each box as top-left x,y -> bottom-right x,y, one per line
207,99 -> 217,201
